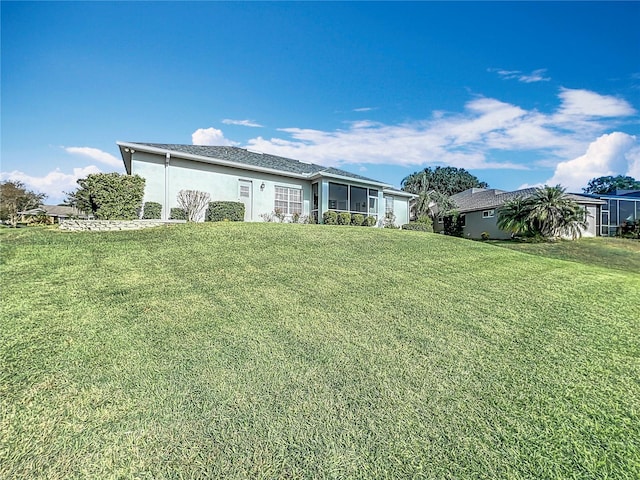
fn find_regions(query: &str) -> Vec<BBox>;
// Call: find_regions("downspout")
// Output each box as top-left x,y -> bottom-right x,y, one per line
164,152 -> 170,221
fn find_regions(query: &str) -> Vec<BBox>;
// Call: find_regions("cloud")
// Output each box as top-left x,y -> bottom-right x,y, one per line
242,88 -> 637,176
64,146 -> 122,168
353,107 -> 376,112
491,68 -> 550,83
545,132 -> 638,191
1,165 -> 102,203
192,127 -> 237,146
557,88 -> 636,118
222,119 -> 264,128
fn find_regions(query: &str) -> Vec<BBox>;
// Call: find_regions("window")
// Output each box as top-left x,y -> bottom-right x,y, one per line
385,196 -> 394,214
350,186 -> 367,213
328,183 -> 348,210
482,209 -> 495,218
274,186 -> 302,215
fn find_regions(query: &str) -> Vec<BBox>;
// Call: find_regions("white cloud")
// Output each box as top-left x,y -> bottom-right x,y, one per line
492,68 -> 550,83
222,119 -> 264,128
0,165 -> 102,203
545,132 -> 638,191
557,88 -> 636,118
242,88 -> 637,175
64,146 -> 122,168
353,107 -> 375,112
192,127 -> 237,146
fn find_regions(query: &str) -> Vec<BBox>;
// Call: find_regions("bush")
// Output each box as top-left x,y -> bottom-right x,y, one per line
206,201 -> 245,222
323,210 -> 338,225
402,222 -> 430,232
416,215 -> 433,233
351,214 -> 365,226
67,173 -> 145,220
481,231 -> 490,241
142,202 -> 162,219
177,190 -> 210,222
169,208 -> 187,220
338,212 -> 352,225
383,212 -> 398,229
364,216 -> 377,227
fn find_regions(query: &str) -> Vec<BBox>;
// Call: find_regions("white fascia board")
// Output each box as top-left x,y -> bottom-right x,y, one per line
116,141 -> 311,180
309,170 -> 390,188
383,189 -> 418,198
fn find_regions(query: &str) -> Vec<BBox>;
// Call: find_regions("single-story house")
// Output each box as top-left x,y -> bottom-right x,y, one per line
434,187 -> 606,239
117,142 -> 416,226
18,205 -> 90,223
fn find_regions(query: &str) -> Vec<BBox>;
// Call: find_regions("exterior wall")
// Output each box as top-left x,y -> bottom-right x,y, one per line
131,152 -> 311,221
462,211 -> 511,240
583,205 -> 597,237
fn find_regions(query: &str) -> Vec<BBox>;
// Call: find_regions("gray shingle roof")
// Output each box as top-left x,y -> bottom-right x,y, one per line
128,143 -> 384,184
450,188 -> 603,213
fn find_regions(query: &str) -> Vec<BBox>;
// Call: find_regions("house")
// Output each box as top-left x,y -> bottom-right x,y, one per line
435,187 -> 605,239
18,205 -> 90,224
117,142 -> 416,226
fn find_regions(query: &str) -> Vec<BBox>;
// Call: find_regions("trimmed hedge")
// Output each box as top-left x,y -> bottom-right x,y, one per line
142,202 -> 162,219
351,214 -> 365,226
323,210 -> 338,225
69,173 -> 145,220
206,201 -> 245,222
402,222 -> 430,232
338,212 -> 352,225
169,208 -> 187,220
364,216 -> 377,227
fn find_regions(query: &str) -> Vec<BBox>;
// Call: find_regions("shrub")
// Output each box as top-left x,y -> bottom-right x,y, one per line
169,208 -> 187,220
383,212 -> 398,229
142,202 -> 162,219
481,231 -> 490,240
66,173 -> 145,220
206,201 -> 245,222
402,222 -> 430,232
364,216 -> 377,227
260,212 -> 275,222
351,214 -> 365,226
323,210 -> 338,225
416,215 -> 434,233
338,212 -> 352,225
274,209 -> 286,223
292,212 -> 301,224
177,190 -> 210,222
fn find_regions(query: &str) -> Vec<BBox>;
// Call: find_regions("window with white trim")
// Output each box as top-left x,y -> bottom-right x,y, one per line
482,209 -> 495,218
275,186 -> 302,215
385,196 -> 394,214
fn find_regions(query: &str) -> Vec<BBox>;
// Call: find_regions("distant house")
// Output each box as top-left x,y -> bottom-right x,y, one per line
117,142 -> 416,226
435,187 -> 605,239
18,205 -> 90,224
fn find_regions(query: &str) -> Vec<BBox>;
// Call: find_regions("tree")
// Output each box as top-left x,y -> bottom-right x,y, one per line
177,189 -> 210,222
582,175 -> 640,194
402,166 -> 488,197
66,173 -> 145,220
0,180 -> 46,227
402,166 -> 488,221
497,185 -> 587,239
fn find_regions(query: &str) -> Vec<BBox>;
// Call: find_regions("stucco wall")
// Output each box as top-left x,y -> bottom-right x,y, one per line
462,211 -> 511,240
131,152 -> 311,221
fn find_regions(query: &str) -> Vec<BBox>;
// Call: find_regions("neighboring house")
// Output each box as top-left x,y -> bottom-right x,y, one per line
582,189 -> 640,237
434,188 -> 605,239
117,142 -> 416,226
18,205 -> 90,224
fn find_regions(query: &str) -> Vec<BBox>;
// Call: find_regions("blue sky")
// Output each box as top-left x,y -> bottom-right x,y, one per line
2,1 -> 639,203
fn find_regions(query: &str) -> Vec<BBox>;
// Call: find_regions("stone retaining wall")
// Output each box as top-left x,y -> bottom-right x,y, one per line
59,219 -> 185,232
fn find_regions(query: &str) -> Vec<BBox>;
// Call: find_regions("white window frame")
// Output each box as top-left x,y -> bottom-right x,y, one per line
482,209 -> 495,218
274,186 -> 302,215
385,196 -> 394,214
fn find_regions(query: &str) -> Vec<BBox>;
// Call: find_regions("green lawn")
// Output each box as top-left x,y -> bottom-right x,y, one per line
1,224 -> 639,479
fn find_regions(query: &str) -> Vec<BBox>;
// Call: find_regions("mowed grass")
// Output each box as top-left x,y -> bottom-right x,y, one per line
1,223 -> 639,479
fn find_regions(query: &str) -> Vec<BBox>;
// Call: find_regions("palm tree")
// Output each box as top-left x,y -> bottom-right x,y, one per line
498,185 -> 587,239
497,196 -> 534,236
529,185 -> 587,239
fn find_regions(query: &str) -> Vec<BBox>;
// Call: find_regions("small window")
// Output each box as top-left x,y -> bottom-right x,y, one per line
385,196 -> 394,214
482,209 -> 495,218
275,186 -> 302,215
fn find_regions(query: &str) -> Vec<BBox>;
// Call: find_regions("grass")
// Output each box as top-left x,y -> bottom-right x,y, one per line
1,223 -> 639,479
